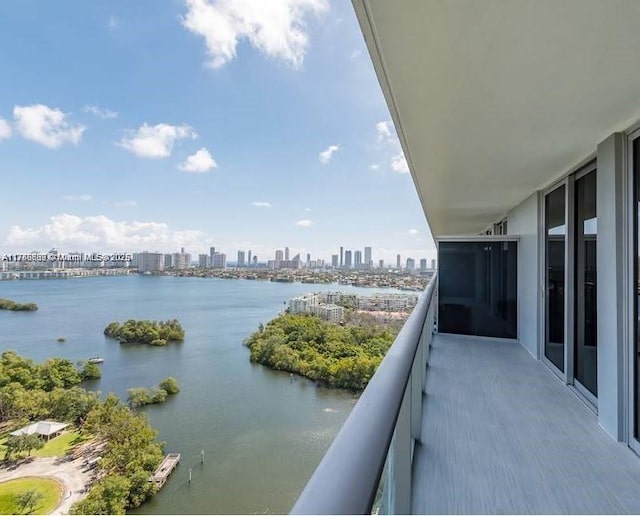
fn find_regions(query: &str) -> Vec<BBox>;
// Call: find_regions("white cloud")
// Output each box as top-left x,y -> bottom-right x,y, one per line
304,207 -> 311,212
370,163 -> 379,170
296,219 -> 313,227
179,147 -> 217,172
108,15 -> 119,30
63,194 -> 92,202
319,144 -> 339,164
408,228 -> 419,235
0,117 -> 11,141
350,49 -> 362,59
13,104 -> 85,149
83,105 -> 118,120
376,121 -> 393,143
391,152 -> 410,173
252,201 -> 272,208
181,0 -> 328,69
114,200 -> 138,208
118,123 -> 197,158
4,214 -> 209,252
375,120 -> 410,174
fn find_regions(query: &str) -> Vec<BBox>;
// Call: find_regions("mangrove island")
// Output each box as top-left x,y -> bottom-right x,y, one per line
104,319 -> 185,346
0,298 -> 37,311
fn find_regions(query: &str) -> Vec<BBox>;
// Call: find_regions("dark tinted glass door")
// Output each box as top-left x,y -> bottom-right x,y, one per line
545,186 -> 566,372
574,171 -> 597,396
635,138 -> 640,439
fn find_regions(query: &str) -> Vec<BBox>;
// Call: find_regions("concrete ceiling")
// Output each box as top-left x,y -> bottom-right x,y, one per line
352,0 -> 640,237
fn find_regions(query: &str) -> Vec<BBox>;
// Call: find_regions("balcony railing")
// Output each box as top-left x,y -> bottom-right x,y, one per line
291,274 -> 437,514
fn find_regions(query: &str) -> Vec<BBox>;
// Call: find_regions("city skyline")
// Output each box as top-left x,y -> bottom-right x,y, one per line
0,0 -> 436,265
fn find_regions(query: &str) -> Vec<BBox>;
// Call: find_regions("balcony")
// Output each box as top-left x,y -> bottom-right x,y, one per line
292,273 -> 640,514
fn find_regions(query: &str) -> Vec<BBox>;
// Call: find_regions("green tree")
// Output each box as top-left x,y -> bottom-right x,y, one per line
127,388 -> 153,408
71,475 -> 131,515
158,377 -> 180,395
80,361 -> 102,380
16,489 -> 44,514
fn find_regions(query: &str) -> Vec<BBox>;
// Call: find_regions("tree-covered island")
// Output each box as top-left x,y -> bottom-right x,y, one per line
104,319 -> 185,346
0,298 -> 37,311
244,313 -> 400,390
0,350 -> 169,514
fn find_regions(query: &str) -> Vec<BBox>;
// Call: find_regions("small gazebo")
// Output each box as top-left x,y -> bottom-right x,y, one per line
10,420 -> 68,441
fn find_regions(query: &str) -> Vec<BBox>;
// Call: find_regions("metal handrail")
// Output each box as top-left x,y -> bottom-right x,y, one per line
291,275 -> 437,515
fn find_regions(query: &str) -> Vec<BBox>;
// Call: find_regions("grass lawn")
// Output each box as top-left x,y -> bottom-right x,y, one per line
0,477 -> 61,514
0,431 -> 87,460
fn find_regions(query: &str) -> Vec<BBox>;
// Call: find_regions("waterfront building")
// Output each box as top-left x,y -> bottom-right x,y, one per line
275,250 -> 284,264
312,304 -> 344,323
364,246 -> 372,269
212,252 -> 226,269
289,294 -> 319,314
354,250 -> 362,268
431,258 -> 436,270
378,259 -> 384,269
419,258 -> 427,271
405,258 -> 415,272
237,250 -> 246,267
138,252 -> 164,273
164,254 -> 173,268
344,250 -> 352,269
294,3 -> 640,514
396,254 -> 401,269
306,253 -> 311,265
173,252 -> 191,270
331,254 -> 339,267
198,254 -> 209,268
285,247 -> 290,261
248,250 -> 252,266
252,255 -> 258,266
209,247 -> 216,268
340,246 -> 344,268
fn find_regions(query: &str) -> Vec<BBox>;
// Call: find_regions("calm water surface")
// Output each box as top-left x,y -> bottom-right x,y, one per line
0,275 -> 399,514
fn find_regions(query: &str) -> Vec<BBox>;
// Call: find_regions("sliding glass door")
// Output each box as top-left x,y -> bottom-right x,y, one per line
545,185 -> 566,372
574,170 -> 597,397
544,163 -> 597,402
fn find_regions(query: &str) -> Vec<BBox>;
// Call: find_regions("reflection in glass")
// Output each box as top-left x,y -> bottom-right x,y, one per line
545,186 -> 566,372
574,171 -> 597,395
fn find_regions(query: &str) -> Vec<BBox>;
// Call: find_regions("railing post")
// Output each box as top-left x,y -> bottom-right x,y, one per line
392,384 -> 412,514
411,333 -> 423,444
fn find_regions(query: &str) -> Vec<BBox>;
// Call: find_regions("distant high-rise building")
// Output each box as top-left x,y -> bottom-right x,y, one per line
164,254 -> 173,268
213,253 -> 226,268
237,250 -> 246,267
275,249 -> 284,262
248,250 -> 252,266
354,250 -> 362,268
306,253 -> 311,264
285,247 -> 290,261
406,257 -> 415,271
139,252 -> 164,273
396,254 -> 401,269
340,246 -> 344,267
420,258 -> 427,270
198,254 -> 209,268
344,250 -> 352,268
209,247 -> 216,267
364,246 -> 372,268
331,254 -> 339,267
431,258 -> 436,270
379,259 -> 384,269
173,251 -> 191,270
253,255 -> 258,265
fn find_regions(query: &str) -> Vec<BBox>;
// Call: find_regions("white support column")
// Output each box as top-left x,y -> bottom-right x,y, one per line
596,132 -> 625,441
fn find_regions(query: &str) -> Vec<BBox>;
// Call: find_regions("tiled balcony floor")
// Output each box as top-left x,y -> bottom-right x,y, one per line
412,333 -> 640,514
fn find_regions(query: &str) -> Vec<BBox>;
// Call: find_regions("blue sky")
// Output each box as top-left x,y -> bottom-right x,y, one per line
0,0 -> 435,264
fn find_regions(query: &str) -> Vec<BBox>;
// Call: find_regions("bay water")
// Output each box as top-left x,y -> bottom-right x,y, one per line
0,275 -> 397,514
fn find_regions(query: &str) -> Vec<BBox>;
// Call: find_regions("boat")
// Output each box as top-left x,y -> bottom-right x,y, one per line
88,357 -> 104,364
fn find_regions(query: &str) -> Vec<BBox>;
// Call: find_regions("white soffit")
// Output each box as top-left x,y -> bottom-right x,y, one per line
353,0 -> 640,236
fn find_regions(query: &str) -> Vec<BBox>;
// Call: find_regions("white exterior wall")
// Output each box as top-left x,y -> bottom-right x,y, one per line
507,191 -> 540,358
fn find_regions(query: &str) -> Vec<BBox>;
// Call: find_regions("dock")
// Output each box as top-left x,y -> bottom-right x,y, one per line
150,453 -> 181,488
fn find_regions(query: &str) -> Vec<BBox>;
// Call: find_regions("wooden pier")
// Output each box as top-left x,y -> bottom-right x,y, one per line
150,453 -> 181,488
